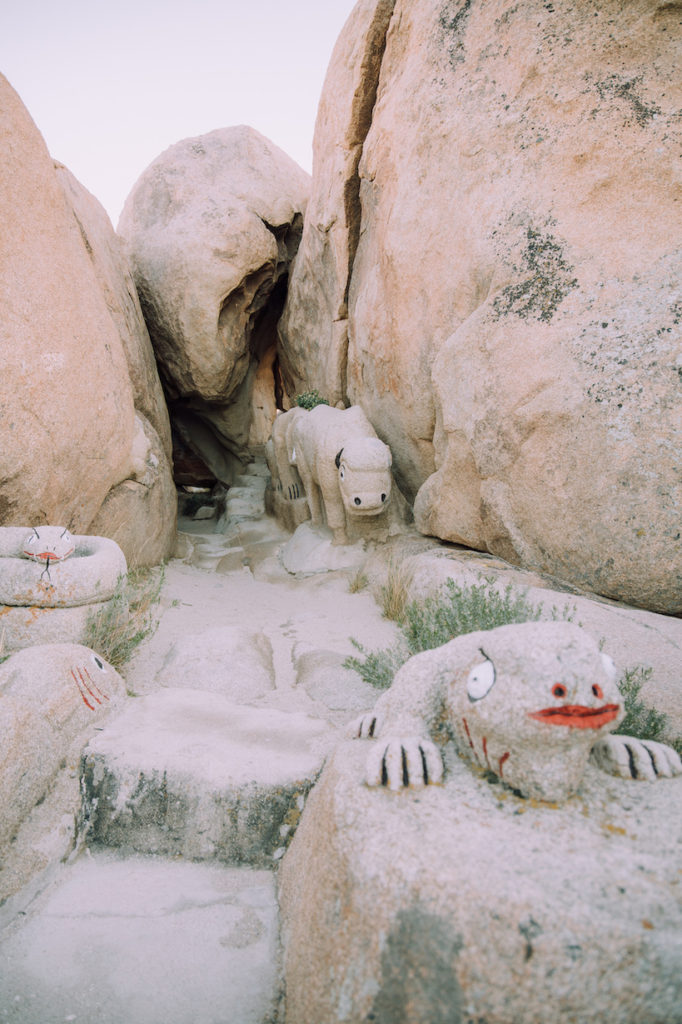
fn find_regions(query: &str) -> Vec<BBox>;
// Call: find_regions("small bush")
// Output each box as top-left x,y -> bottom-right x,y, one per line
345,575 -> 571,689
614,665 -> 682,753
379,560 -> 414,621
348,570 -> 368,594
295,390 -> 329,410
84,564 -> 165,669
344,637 -> 409,691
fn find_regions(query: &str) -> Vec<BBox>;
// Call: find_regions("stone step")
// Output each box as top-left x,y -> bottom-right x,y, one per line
79,689 -> 333,867
233,475 -> 268,494
0,849 -> 281,1024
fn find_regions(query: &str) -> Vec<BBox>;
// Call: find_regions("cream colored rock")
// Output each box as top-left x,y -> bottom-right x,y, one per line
280,1 -> 682,612
278,0 -> 397,407
54,165 -> 177,567
0,74 -> 134,532
0,644 -> 125,847
54,163 -> 172,459
118,126 -> 310,482
0,76 -> 175,567
288,405 -> 398,545
353,622 -> 680,803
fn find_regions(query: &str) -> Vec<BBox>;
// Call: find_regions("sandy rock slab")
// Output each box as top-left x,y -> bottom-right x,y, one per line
279,741 -> 682,1024
80,689 -> 334,867
0,851 -> 280,1024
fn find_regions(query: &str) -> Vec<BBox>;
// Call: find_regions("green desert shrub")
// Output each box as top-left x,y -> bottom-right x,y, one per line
614,665 -> 682,755
295,390 -> 329,410
345,575 -> 571,690
84,564 -> 165,669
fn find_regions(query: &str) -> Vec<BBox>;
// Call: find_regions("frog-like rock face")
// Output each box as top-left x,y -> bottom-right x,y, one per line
446,622 -> 624,801
22,526 -> 75,564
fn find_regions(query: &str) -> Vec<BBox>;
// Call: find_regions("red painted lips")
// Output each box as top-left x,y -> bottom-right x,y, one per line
528,704 -> 620,729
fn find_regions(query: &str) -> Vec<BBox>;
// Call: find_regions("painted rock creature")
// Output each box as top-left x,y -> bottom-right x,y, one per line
0,643 -> 125,845
353,621 -> 681,803
290,405 -> 393,545
23,525 -> 75,563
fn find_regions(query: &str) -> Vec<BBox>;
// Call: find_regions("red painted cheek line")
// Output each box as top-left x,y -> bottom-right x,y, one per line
482,736 -> 491,770
498,752 -> 510,778
77,668 -> 104,706
462,717 -> 483,766
71,669 -> 95,710
83,667 -> 109,702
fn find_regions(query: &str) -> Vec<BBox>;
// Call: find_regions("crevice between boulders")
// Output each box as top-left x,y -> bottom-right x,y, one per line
340,0 -> 398,402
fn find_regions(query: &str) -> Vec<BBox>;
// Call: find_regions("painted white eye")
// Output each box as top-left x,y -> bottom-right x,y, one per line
467,658 -> 496,702
600,653 -> 617,681
91,653 -> 107,673
339,466 -> 345,480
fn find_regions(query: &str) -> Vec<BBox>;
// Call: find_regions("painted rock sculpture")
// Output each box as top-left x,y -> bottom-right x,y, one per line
271,404 -> 396,545
0,643 -> 126,845
353,621 -> 681,803
22,526 -> 75,579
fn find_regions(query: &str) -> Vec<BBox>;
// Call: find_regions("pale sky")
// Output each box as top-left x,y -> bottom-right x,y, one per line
1,0 -> 357,226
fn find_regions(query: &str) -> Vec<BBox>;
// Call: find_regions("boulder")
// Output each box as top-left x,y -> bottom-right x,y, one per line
0,644 -> 125,847
278,0 -> 397,407
278,1 -> 682,613
80,689 -> 333,866
54,165 -> 177,568
279,741 -> 682,1024
118,126 -> 310,484
0,75 -> 176,568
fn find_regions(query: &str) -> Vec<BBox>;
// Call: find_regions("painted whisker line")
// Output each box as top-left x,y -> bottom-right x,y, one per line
71,668 -> 95,710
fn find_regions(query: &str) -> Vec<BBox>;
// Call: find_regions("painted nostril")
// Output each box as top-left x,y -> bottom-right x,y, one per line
354,497 -> 362,506
381,493 -> 386,502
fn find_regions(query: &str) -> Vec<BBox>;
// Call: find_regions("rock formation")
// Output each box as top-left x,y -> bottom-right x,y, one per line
0,74 -> 176,567
278,0 -> 682,613
118,126 -> 310,485
0,644 -> 125,848
279,739 -> 682,1024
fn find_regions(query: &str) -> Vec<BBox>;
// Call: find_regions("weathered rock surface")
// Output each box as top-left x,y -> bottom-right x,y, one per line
0,75 -> 176,567
80,689 -> 333,866
118,126 -> 310,483
0,853 -> 282,1024
362,539 -> 682,733
279,741 -> 682,1024
278,0 -> 397,407
157,625 -> 275,700
279,1 -> 682,613
0,645 -> 125,848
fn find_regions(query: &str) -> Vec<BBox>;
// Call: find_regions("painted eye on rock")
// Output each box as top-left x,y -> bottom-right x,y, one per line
339,466 -> 345,480
552,684 -> 567,699
91,653 -> 107,672
592,683 -> 604,699
467,657 -> 496,702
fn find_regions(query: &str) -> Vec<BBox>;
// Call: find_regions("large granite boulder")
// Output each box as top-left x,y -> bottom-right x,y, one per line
0,75 -> 176,567
279,741 -> 682,1024
118,126 -> 310,484
278,0 -> 682,613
